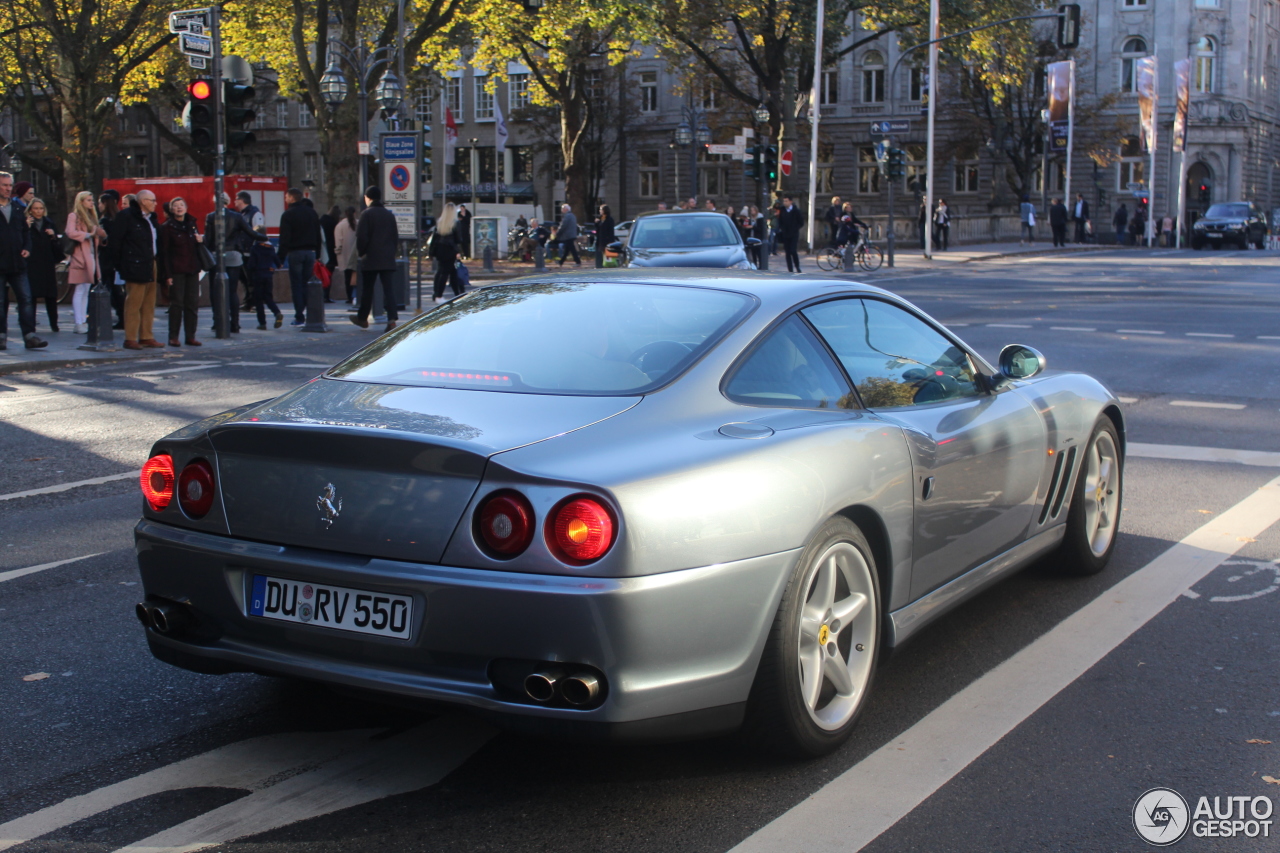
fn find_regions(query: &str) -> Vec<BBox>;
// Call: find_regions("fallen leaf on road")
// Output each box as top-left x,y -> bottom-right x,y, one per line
1197,509 -> 1213,514
1247,739 -> 1272,745
1263,776 -> 1280,785
1238,537 -> 1258,543
22,672 -> 50,682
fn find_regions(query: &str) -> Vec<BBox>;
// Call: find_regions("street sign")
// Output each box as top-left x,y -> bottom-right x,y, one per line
870,120 -> 910,135
382,135 -> 417,161
169,8 -> 212,33
780,149 -> 793,176
188,56 -> 207,70
180,32 -> 213,59
384,161 -> 417,204
358,141 -> 371,155
707,144 -> 738,156
388,205 -> 417,240
382,133 -> 422,239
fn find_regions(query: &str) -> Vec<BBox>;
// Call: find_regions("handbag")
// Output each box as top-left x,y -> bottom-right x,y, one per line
59,234 -> 79,258
455,261 -> 471,289
197,242 -> 216,272
1028,210 -> 1036,227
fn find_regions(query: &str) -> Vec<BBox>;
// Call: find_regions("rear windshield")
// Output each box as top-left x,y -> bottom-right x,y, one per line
1205,203 -> 1250,219
329,282 -> 754,395
630,215 -> 742,249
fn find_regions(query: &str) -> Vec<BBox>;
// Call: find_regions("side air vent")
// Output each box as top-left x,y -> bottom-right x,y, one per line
1038,450 -> 1067,525
1049,446 -> 1078,520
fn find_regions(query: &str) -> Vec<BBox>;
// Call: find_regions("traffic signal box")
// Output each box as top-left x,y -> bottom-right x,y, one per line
186,78 -> 216,151
763,146 -> 778,182
1058,4 -> 1081,50
224,82 -> 256,150
886,148 -> 906,180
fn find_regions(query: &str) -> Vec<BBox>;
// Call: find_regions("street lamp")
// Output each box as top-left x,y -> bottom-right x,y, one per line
674,100 -> 712,203
753,103 -> 770,124
375,69 -> 404,121
320,60 -> 349,109
321,36 -> 397,190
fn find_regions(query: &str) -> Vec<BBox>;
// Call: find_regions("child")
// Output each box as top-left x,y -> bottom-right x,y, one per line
246,233 -> 284,329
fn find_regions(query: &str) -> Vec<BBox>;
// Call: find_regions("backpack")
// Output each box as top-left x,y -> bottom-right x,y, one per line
455,260 -> 470,289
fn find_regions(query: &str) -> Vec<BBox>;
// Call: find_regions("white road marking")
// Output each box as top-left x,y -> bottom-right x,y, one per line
1116,329 -> 1164,335
285,364 -> 332,369
1186,332 -> 1234,338
1050,326 -> 1096,332
1128,443 -> 1280,467
228,361 -> 279,367
0,471 -> 138,502
1116,396 -> 1139,403
986,323 -> 1032,328
1169,400 -> 1246,410
0,553 -> 104,584
1208,559 -> 1280,603
1258,336 -> 1280,341
730,473 -> 1280,853
946,323 -> 969,327
131,364 -> 223,377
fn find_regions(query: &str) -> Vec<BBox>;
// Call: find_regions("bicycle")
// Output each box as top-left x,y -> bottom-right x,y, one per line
816,233 -> 884,272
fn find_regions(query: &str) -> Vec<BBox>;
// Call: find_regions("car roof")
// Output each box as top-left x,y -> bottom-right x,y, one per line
634,210 -> 734,220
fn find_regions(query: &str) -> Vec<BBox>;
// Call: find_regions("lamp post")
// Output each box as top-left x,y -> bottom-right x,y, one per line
320,38 -> 401,191
674,98 -> 712,204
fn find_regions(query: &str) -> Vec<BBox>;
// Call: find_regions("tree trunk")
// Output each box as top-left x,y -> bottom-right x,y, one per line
560,93 -> 590,221
322,98 -> 364,209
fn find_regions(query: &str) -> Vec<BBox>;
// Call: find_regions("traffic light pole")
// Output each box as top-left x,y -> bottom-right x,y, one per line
210,5 -> 230,340
886,148 -> 896,269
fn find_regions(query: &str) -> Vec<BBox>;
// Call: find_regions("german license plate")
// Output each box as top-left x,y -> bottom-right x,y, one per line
249,575 -> 412,638
1207,232 -> 1222,238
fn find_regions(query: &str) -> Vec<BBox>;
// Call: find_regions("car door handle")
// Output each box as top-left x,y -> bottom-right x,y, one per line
921,476 -> 935,501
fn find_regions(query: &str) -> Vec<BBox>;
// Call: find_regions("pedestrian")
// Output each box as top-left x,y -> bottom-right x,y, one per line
703,199 -> 717,212
158,196 -> 204,347
1019,195 -> 1036,245
1162,214 -> 1175,248
749,205 -> 766,266
1129,206 -> 1146,246
350,186 -> 400,332
234,191 -> 265,308
918,202 -> 928,249
65,191 -> 105,334
333,205 -> 358,302
97,191 -> 125,329
594,204 -> 615,252
825,196 -> 843,247
776,195 -> 805,272
687,197 -> 698,212
455,203 -> 472,259
1071,192 -> 1090,243
555,203 -> 581,266
246,232 -> 284,330
204,192 -> 254,333
319,204 -> 341,287
516,217 -> 549,260
0,172 -> 45,350
13,181 -> 35,207
109,189 -> 163,350
430,203 -> 463,301
24,197 -> 64,332
1113,203 -> 1129,246
276,187 -> 322,326
933,199 -> 951,251
1049,197 -> 1069,247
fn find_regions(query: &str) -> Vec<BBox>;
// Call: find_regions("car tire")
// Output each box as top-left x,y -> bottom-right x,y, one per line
743,516 -> 880,757
1192,240 -> 1203,250
1055,418 -> 1123,576
1255,237 -> 1266,250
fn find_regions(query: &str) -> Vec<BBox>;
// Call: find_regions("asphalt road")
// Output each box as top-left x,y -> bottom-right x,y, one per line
1,250 -> 1277,853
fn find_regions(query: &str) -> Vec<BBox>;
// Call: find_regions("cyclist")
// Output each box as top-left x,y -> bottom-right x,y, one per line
836,212 -> 867,250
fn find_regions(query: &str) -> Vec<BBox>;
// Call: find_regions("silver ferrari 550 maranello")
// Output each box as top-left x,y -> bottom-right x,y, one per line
134,270 -> 1123,756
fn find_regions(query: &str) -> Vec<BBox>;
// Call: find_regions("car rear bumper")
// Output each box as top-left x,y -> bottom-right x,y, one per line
135,519 -> 796,738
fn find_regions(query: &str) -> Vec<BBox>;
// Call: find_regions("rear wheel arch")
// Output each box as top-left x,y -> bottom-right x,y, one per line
836,505 -> 893,622
1100,404 -> 1126,458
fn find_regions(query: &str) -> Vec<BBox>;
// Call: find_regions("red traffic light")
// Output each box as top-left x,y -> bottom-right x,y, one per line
188,79 -> 213,100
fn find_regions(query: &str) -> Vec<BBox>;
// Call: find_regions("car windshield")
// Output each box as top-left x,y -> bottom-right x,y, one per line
629,215 -> 741,250
1205,204 -> 1250,219
329,282 -> 754,395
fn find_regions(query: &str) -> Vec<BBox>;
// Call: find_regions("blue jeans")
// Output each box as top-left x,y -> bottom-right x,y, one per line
286,250 -> 316,321
0,270 -> 36,339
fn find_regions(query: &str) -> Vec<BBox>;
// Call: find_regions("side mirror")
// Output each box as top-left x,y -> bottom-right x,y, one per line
745,237 -> 763,247
607,241 -> 624,252
998,344 -> 1047,381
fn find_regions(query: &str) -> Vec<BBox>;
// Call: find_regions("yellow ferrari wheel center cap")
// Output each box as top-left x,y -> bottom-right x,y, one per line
818,624 -> 830,645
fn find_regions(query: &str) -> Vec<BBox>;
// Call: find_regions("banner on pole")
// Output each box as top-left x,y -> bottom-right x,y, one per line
1136,56 -> 1158,153
1046,61 -> 1073,151
1172,58 -> 1190,153
494,102 -> 508,154
443,108 -> 458,167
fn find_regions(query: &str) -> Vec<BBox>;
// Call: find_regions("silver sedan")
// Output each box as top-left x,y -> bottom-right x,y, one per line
134,271 -> 1123,756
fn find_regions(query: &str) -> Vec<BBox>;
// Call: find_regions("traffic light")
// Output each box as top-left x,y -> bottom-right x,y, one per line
763,146 -> 778,182
886,148 -> 906,180
745,145 -> 760,179
185,78 -> 215,151
1057,4 -> 1080,49
224,81 -> 256,150
1198,182 -> 1211,203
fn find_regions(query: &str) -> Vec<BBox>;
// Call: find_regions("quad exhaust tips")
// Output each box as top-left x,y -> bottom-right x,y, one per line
135,600 -> 190,637
523,669 -> 602,706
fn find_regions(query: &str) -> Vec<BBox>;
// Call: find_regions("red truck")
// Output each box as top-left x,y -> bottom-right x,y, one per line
102,175 -> 290,236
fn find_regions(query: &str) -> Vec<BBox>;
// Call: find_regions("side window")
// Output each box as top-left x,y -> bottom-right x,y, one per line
803,299 -> 982,408
725,315 -> 856,409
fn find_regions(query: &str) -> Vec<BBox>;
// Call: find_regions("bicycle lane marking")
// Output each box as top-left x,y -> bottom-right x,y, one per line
730,473 -> 1280,853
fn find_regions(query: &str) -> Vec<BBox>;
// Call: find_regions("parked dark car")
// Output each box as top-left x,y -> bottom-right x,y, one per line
1191,201 -> 1270,250
609,212 -> 760,269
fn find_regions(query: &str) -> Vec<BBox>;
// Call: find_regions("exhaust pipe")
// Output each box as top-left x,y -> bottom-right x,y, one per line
561,672 -> 601,706
523,669 -> 565,703
135,602 -> 155,629
146,602 -> 190,637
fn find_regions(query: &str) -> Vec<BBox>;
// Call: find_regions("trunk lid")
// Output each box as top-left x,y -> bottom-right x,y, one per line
209,379 -> 639,563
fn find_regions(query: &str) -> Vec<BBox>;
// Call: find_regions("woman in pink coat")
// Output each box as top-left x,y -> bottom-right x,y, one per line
65,191 -> 106,333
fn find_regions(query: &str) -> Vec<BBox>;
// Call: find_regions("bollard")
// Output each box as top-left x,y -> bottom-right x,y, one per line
483,245 -> 494,272
758,245 -> 769,271
212,272 -> 230,339
304,274 -> 328,332
843,243 -> 855,272
534,245 -> 545,272
595,242 -> 604,268
78,283 -> 116,351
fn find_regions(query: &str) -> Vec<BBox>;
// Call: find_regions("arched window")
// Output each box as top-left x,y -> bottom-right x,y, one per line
1194,36 -> 1216,93
862,51 -> 885,103
1121,37 -> 1147,92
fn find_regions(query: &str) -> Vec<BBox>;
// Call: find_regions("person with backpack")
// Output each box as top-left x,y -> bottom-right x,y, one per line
246,232 -> 284,330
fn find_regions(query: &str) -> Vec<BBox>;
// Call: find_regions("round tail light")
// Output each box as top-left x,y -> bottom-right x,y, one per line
547,496 -> 616,564
178,459 -> 216,519
140,455 -> 175,510
476,491 -> 535,557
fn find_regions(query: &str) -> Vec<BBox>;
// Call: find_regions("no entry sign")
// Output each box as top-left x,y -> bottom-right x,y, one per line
780,149 -> 793,176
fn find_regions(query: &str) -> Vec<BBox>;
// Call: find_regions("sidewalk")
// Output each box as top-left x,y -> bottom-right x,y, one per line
796,240 -> 1125,274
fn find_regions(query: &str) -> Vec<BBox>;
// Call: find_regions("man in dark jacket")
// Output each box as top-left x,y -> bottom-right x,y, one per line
776,195 -> 805,272
351,186 -> 400,332
824,196 -> 843,247
205,193 -> 255,333
0,171 -> 44,350
110,190 -> 164,349
277,188 -> 322,325
1048,197 -> 1069,247
1071,192 -> 1090,243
